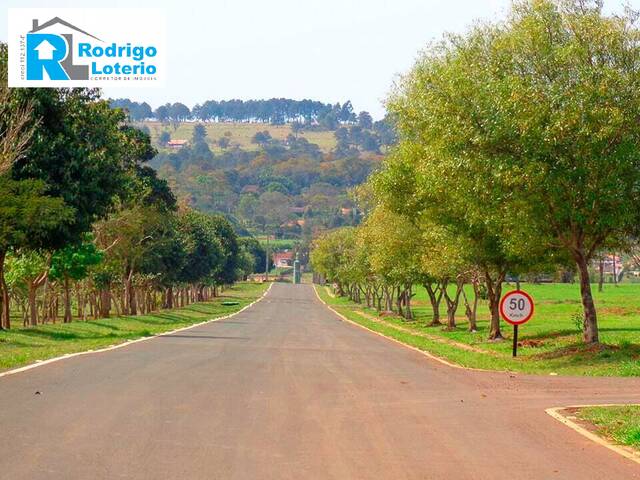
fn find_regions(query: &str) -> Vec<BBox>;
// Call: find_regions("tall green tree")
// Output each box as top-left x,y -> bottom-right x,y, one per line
0,179 -> 72,328
388,0 -> 640,343
49,238 -> 103,323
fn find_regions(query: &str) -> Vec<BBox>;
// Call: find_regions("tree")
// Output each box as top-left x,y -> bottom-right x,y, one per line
49,238 -> 103,323
0,44 -> 36,177
291,121 -> 303,138
358,207 -> 422,318
177,209 -> 224,289
169,102 -> 191,122
208,215 -> 240,286
239,237 -> 269,274
192,124 -> 207,143
155,105 -> 169,123
252,131 -> 272,145
4,250 -> 48,326
11,88 -> 132,247
389,0 -> 640,343
0,178 -> 72,328
357,111 -> 373,130
159,131 -> 171,145
217,137 -> 230,149
310,227 -> 358,295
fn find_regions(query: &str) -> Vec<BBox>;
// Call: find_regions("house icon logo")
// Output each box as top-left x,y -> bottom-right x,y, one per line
26,17 -> 101,81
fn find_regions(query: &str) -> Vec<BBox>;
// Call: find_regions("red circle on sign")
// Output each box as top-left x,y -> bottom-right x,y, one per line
499,290 -> 534,326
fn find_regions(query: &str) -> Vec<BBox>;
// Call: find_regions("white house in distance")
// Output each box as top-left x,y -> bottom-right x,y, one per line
167,139 -> 188,149
272,251 -> 294,268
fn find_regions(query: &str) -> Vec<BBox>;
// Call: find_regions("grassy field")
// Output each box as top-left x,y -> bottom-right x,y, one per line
316,282 -> 640,376
0,282 -> 268,371
256,236 -> 299,251
578,406 -> 640,449
142,121 -> 337,153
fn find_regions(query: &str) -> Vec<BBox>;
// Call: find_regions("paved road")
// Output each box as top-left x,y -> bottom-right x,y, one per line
1,283 -> 639,479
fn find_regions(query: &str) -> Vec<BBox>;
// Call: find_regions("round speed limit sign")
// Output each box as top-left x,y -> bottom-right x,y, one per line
499,290 -> 534,326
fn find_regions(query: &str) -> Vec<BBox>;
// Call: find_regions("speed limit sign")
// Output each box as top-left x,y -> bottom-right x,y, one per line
500,290 -> 534,326
499,290 -> 534,357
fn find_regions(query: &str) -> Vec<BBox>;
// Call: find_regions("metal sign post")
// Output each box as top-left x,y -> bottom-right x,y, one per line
500,289 -> 534,358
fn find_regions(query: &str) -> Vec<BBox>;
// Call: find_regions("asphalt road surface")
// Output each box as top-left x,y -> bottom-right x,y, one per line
1,283 -> 639,479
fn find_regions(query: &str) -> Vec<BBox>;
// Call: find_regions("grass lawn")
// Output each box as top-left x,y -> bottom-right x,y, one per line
0,282 -> 268,372
315,282 -> 640,376
578,405 -> 640,450
142,121 -> 337,153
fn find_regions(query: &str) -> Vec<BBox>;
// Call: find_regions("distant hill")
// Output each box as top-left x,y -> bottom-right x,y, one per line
139,121 -> 387,244
142,121 -> 337,153
109,98 -> 397,246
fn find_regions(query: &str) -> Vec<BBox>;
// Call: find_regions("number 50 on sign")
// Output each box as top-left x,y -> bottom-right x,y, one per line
500,290 -> 534,326
500,290 -> 534,358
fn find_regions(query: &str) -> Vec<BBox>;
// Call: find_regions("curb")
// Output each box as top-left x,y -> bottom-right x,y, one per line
546,405 -> 640,466
0,282 -> 273,380
312,284 -> 493,373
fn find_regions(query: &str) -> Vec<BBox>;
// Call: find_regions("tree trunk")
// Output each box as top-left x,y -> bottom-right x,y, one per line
128,280 -> 137,316
424,282 -> 443,326
383,286 -> 393,311
63,276 -> 72,323
462,280 -> 479,332
574,252 -> 599,344
166,286 -> 173,308
404,285 -> 413,320
443,280 -> 463,330
0,249 -> 9,330
598,258 -> 604,292
28,284 -> 38,326
99,288 -> 111,318
76,283 -> 84,319
485,269 -> 505,340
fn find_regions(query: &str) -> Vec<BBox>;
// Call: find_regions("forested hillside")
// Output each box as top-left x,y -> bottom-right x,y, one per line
110,98 -> 397,243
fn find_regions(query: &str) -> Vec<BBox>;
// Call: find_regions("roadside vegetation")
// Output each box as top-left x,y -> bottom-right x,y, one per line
316,284 -> 640,376
578,406 -> 640,450
311,0 -> 640,354
0,44 -> 268,333
0,282 -> 267,371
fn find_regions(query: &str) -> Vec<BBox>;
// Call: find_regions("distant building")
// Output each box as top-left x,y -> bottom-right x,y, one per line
272,251 -> 294,268
289,206 -> 306,215
602,254 -> 623,275
167,139 -> 188,149
241,184 -> 260,194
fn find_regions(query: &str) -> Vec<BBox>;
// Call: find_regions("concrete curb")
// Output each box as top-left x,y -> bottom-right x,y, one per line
0,282 -> 274,380
546,405 -> 640,466
312,284 -> 492,372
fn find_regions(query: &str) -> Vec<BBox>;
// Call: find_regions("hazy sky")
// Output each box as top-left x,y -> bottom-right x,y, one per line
2,0 -> 638,118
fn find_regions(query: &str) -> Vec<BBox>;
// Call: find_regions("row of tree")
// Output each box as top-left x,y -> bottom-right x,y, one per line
0,44 -> 262,329
312,0 -> 640,345
110,98 -> 361,127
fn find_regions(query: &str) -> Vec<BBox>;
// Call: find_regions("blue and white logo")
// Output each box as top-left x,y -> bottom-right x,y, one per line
9,8 -> 166,87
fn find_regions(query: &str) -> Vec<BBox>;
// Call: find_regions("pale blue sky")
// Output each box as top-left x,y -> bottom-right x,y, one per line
2,0 -> 637,118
